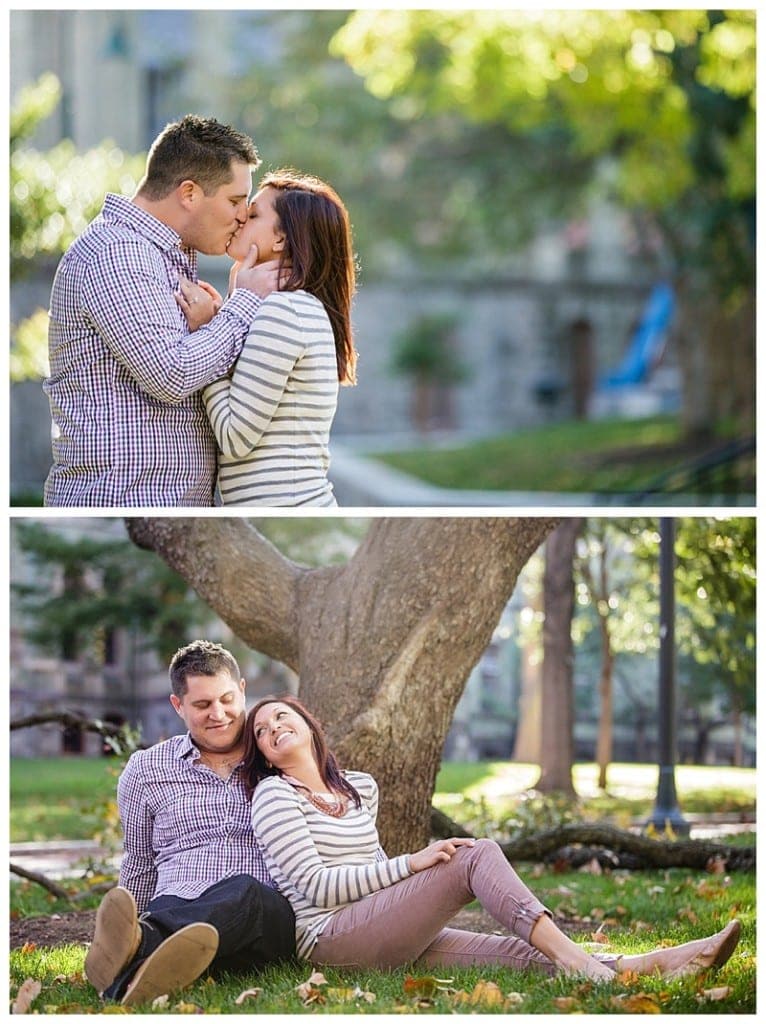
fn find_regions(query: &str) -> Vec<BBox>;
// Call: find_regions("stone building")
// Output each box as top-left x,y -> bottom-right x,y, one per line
10,518 -> 296,757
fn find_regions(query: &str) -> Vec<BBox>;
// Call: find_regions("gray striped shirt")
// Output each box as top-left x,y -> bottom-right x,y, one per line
250,772 -> 412,958
203,290 -> 339,506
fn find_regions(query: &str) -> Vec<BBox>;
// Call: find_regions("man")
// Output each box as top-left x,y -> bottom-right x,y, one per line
43,115 -> 279,507
85,641 -> 295,1007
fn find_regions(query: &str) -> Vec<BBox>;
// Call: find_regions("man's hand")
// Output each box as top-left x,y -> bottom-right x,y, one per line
234,245 -> 290,298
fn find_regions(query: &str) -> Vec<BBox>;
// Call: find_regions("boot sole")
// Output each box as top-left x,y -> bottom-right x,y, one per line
121,923 -> 219,1007
84,887 -> 142,994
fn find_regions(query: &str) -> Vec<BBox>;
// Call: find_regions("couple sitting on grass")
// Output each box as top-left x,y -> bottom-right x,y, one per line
86,641 -> 742,1006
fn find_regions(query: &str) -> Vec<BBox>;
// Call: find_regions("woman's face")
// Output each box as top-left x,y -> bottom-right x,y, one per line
252,701 -> 313,765
227,185 -> 286,264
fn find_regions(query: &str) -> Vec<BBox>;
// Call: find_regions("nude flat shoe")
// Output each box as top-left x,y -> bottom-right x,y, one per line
121,922 -> 219,1007
664,919 -> 741,981
84,886 -> 142,995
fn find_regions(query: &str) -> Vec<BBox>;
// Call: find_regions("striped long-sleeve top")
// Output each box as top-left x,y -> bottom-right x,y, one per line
203,289 -> 339,506
250,771 -> 413,958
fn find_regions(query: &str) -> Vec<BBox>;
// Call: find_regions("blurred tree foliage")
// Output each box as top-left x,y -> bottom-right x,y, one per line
10,74 -> 145,381
574,517 -> 755,764
332,9 -> 755,433
225,11 -> 594,275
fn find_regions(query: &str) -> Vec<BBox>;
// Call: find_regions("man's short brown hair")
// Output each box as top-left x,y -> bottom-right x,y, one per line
169,640 -> 241,698
137,115 -> 260,200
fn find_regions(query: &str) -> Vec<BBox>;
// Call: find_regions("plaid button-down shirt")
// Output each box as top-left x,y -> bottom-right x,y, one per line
117,732 -> 274,913
43,193 -> 262,507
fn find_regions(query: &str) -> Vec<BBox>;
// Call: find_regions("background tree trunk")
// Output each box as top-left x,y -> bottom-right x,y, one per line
537,519 -> 582,795
127,516 -> 558,853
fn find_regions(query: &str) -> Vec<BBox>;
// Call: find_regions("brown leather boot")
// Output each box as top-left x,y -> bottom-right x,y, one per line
121,923 -> 219,1007
84,887 -> 142,995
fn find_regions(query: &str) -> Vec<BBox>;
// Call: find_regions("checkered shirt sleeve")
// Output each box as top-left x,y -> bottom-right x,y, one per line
117,735 -> 274,913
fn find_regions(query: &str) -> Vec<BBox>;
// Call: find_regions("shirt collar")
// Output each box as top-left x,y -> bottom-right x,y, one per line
102,192 -> 185,254
177,732 -> 201,760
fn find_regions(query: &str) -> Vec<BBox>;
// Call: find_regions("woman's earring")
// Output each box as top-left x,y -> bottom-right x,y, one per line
266,760 -> 272,769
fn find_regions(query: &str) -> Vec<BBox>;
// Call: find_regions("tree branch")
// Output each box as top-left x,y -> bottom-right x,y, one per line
126,517 -> 305,669
430,808 -> 754,871
10,862 -> 72,901
10,711 -> 126,737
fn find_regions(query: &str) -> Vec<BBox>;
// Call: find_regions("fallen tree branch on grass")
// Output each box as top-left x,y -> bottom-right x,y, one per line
431,807 -> 754,871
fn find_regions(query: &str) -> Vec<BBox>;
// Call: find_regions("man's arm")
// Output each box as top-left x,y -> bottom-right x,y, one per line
81,238 -> 261,404
116,753 -> 157,913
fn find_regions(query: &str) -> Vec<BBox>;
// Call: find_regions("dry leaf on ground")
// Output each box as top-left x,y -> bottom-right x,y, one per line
12,979 -> 42,1014
234,987 -> 263,1005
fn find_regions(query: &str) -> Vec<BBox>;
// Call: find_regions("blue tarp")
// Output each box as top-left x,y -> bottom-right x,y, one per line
599,282 -> 675,390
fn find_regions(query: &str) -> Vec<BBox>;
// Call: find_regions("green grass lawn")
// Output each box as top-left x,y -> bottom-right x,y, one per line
373,415 -> 753,494
9,757 -> 755,1013
10,757 -> 121,842
10,867 -> 755,1013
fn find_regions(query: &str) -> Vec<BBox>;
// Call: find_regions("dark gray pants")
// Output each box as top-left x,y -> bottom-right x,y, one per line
104,874 -> 295,1000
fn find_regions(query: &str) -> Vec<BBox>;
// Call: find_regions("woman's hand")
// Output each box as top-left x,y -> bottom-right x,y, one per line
175,276 -> 222,331
409,838 -> 475,873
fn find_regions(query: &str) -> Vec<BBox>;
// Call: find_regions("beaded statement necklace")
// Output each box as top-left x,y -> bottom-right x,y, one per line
283,774 -> 347,817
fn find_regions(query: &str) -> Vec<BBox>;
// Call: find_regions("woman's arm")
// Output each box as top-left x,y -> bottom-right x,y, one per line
203,293 -> 305,459
251,778 -> 412,910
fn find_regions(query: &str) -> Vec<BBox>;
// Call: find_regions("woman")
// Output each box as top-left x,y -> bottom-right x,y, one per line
178,171 -> 356,506
244,696 -> 741,979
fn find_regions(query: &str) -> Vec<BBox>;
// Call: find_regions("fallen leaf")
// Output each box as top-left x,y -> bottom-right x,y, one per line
611,992 -> 662,1013
12,979 -> 41,1014
173,1001 -> 204,1013
678,906 -> 699,924
615,968 -> 641,986
151,995 -> 169,1010
234,987 -> 262,1005
590,925 -> 610,944
697,986 -> 733,1002
706,856 -> 727,874
100,1006 -> 130,1013
551,995 -> 580,1011
403,974 -> 438,997
296,970 -> 329,1003
467,980 -> 505,1007
505,991 -> 525,1006
20,942 -> 37,955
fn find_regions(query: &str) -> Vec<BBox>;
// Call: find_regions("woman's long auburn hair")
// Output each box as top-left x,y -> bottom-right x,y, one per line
260,170 -> 357,386
242,695 -> 362,808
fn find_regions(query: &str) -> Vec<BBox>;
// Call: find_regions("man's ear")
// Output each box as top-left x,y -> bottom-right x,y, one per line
170,693 -> 183,715
238,678 -> 246,695
177,179 -> 201,209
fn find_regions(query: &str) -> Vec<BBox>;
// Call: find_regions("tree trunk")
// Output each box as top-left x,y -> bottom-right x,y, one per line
593,542 -> 614,791
511,584 -> 542,763
537,519 -> 582,794
127,516 -> 558,853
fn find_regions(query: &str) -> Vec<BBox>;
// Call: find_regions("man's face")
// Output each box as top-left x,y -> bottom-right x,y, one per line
170,670 -> 247,754
182,160 -> 252,255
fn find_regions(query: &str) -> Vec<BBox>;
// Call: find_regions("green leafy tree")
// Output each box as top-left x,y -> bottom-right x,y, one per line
333,10 -> 755,435
12,521 -> 213,666
10,74 -> 145,381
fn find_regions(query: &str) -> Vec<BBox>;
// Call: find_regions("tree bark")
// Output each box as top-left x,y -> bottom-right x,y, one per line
537,519 -> 582,794
128,516 -> 559,853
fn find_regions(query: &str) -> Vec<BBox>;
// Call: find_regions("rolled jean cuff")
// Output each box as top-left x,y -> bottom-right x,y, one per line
512,898 -> 552,946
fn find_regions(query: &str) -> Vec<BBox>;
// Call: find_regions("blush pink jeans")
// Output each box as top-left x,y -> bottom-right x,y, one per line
311,839 -> 619,974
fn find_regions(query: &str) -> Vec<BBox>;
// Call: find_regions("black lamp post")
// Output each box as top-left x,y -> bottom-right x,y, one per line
646,517 -> 690,835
